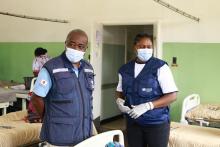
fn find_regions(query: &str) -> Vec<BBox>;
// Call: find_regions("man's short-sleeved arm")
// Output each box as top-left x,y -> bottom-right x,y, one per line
33,68 -> 52,97
157,64 -> 178,94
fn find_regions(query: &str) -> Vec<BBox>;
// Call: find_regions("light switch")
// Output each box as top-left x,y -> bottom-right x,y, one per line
171,57 -> 178,67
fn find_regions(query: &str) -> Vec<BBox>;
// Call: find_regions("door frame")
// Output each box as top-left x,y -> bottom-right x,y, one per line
90,20 -> 162,122
101,20 -> 162,59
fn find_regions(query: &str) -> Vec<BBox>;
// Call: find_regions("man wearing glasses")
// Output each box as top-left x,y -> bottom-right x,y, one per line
31,29 -> 95,147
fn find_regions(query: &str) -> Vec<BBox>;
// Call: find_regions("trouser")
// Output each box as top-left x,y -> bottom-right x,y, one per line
127,122 -> 170,147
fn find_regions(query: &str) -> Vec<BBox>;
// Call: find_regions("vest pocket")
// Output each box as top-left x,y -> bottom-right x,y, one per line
50,99 -> 79,117
49,117 -> 80,144
54,72 -> 74,94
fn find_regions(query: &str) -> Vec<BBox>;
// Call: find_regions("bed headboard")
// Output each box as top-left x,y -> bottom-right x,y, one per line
75,130 -> 124,147
180,94 -> 200,124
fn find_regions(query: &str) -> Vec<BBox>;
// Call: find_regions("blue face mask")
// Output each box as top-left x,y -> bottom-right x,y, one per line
65,47 -> 85,63
137,48 -> 153,62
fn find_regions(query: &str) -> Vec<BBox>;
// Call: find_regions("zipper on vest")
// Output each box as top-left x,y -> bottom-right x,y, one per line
77,78 -> 85,140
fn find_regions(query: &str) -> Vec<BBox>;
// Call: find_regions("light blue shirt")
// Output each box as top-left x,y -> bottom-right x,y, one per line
33,67 -> 79,97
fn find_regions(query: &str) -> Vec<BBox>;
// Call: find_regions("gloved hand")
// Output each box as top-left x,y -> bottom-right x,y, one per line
128,102 -> 154,119
116,98 -> 131,113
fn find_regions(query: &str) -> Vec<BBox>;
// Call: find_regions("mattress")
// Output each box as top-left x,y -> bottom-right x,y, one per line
0,110 -> 41,147
185,104 -> 220,127
0,110 -> 97,147
169,122 -> 220,147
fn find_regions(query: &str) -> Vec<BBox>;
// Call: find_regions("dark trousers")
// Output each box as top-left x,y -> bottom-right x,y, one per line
127,122 -> 170,147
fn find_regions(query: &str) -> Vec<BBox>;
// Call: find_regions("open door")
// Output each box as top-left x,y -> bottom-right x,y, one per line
100,24 -> 156,121
101,26 -> 126,120
91,22 -> 160,122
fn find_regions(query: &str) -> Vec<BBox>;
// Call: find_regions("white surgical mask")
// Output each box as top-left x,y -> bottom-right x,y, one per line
65,47 -> 85,63
137,48 -> 153,62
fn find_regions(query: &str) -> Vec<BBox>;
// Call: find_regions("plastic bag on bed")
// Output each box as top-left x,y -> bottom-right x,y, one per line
105,141 -> 124,147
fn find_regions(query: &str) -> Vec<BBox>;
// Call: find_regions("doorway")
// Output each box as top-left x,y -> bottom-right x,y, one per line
101,25 -> 154,121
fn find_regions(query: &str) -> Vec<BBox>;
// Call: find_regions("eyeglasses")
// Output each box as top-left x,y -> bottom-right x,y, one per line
67,41 -> 88,51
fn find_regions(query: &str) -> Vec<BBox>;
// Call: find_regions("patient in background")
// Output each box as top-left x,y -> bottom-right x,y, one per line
32,47 -> 50,77
28,47 -> 50,123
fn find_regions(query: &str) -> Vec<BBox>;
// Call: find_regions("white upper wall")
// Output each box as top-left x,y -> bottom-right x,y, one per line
0,0 -> 92,42
1,0 -> 220,42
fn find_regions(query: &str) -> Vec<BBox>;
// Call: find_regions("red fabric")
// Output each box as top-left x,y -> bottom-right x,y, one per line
27,92 -> 41,123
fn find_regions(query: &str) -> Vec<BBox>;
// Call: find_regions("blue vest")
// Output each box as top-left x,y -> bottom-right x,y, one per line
40,52 -> 94,146
119,57 -> 169,125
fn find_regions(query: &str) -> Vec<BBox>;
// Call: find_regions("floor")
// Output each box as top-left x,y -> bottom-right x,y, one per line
101,117 -> 126,131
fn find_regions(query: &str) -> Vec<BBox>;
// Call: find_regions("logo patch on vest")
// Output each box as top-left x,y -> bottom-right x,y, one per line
142,88 -> 152,92
53,68 -> 69,73
40,80 -> 48,86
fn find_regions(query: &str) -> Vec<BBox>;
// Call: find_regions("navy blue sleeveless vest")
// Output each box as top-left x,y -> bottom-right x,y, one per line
119,57 -> 169,125
40,52 -> 94,146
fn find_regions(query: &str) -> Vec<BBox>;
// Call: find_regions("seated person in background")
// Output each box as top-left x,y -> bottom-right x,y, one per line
32,47 -> 50,77
28,47 -> 50,122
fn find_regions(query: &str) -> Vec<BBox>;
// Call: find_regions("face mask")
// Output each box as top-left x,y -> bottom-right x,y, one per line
65,47 -> 85,63
137,48 -> 153,62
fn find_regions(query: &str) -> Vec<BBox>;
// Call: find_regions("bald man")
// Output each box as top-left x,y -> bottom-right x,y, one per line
31,29 -> 95,147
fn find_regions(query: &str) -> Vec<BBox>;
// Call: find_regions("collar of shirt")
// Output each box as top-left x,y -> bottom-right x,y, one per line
71,62 -> 83,78
72,67 -> 79,77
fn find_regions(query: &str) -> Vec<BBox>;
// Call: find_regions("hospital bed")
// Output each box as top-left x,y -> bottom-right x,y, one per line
169,122 -> 220,147
0,80 -> 24,104
14,77 -> 37,111
0,102 -> 9,115
0,87 -> 19,115
0,87 -> 17,103
0,79 -> 35,115
75,130 -> 124,147
0,87 -> 29,114
180,94 -> 220,128
0,110 -> 41,147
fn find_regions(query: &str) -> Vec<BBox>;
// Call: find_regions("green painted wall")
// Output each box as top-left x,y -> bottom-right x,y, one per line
0,42 -> 90,83
163,43 -> 220,122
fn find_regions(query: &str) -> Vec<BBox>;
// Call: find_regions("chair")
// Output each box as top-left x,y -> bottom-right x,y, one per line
26,77 -> 37,101
180,94 -> 200,124
16,77 -> 37,110
30,77 -> 37,93
75,130 -> 124,147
